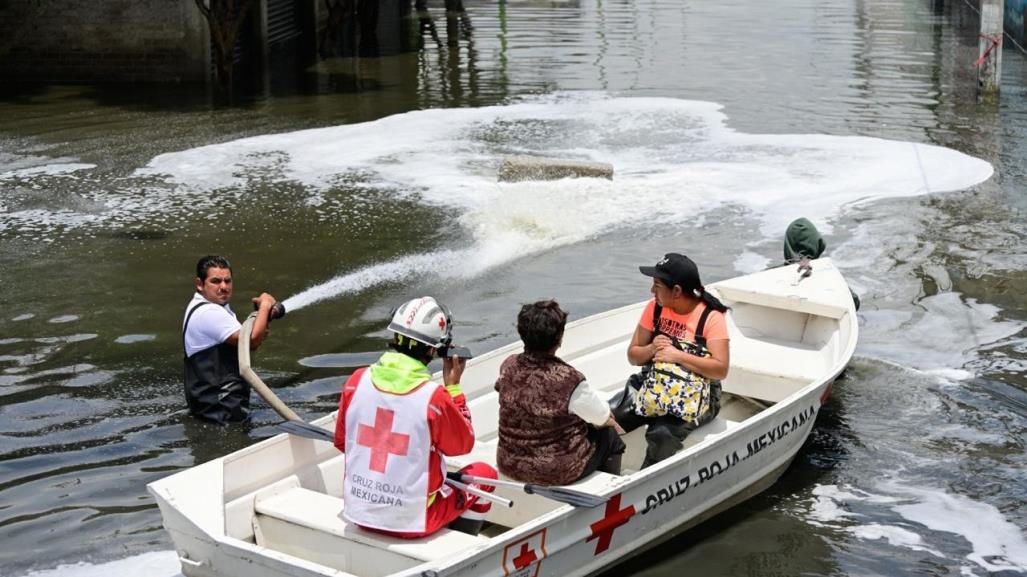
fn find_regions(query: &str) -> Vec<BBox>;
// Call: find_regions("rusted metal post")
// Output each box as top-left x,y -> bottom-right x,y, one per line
977,0 -> 1004,98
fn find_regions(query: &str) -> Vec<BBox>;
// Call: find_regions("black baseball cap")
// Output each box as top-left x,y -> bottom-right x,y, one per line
639,253 -> 701,292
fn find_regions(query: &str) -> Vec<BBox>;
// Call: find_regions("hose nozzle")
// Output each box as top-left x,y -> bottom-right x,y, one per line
255,302 -> 287,321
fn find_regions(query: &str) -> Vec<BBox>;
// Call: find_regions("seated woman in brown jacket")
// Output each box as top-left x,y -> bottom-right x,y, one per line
495,300 -> 626,486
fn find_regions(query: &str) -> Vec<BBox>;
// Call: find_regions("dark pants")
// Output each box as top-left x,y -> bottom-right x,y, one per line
640,416 -> 693,469
575,426 -> 627,480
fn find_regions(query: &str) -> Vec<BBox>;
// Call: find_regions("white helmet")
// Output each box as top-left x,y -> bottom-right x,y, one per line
388,296 -> 452,348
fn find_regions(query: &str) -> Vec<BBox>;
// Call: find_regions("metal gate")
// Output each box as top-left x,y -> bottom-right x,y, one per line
267,0 -> 303,45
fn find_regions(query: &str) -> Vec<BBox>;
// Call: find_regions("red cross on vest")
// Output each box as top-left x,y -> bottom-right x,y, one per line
512,543 -> 538,569
586,493 -> 635,554
356,407 -> 410,473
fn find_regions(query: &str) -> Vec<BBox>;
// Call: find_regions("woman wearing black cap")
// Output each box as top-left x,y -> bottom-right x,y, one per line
625,253 -> 731,467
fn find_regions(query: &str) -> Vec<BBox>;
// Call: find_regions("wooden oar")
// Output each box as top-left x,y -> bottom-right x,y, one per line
456,474 -> 607,508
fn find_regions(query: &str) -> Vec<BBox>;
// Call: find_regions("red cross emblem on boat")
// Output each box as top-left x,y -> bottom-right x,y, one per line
502,528 -> 547,577
586,493 -> 635,555
356,407 -> 410,473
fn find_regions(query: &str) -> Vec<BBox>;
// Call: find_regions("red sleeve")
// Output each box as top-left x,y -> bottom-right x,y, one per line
333,368 -> 365,453
428,385 -> 475,456
639,299 -> 658,331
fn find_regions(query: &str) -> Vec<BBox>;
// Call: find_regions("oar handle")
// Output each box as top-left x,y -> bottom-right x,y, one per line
458,474 -> 545,496
458,474 -> 526,491
445,478 -> 513,508
239,313 -> 302,422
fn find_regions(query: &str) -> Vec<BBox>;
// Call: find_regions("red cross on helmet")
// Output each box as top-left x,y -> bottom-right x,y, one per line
387,296 -> 453,348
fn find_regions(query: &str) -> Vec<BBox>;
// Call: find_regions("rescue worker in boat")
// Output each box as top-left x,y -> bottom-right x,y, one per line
495,300 -> 627,485
619,253 -> 731,468
182,255 -> 278,425
781,217 -> 860,310
332,297 -> 498,537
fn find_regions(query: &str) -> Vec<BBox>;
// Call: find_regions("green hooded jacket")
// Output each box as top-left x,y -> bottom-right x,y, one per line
780,217 -> 860,310
783,217 -> 826,262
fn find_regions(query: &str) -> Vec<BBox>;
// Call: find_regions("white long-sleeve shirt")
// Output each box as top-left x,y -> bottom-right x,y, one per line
567,380 -> 613,426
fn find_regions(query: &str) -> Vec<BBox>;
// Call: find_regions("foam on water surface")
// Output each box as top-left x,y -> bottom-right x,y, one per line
141,95 -> 991,232
132,95 -> 994,310
113,334 -> 157,344
0,152 -> 95,180
46,315 -> 80,324
857,293 -> 1022,370
2,95 -> 993,292
16,551 -> 181,577
806,483 -> 1027,574
850,524 -> 946,558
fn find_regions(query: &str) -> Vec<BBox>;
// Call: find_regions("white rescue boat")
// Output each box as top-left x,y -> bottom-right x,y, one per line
149,257 -> 858,577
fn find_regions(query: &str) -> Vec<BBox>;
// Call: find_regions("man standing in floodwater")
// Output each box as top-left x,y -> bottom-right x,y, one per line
182,255 -> 277,424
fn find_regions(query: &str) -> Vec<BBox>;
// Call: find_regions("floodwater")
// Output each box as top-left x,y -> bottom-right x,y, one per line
2,0 -> 1026,576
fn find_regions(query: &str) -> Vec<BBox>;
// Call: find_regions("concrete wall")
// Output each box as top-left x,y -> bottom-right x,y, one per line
0,0 -> 209,83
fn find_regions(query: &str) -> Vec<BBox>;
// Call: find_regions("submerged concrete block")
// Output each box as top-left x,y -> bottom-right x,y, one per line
498,155 -> 614,182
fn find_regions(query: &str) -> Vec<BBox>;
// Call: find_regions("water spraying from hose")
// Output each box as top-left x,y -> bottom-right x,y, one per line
279,248 -> 478,313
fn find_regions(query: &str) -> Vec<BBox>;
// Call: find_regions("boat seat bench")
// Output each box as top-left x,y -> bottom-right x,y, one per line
713,282 -> 849,319
253,487 -> 488,576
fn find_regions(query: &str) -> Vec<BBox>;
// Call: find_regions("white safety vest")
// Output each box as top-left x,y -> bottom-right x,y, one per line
343,369 -> 443,532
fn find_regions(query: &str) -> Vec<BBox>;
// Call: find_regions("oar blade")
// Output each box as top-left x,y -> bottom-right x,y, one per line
277,420 -> 335,442
528,485 -> 608,508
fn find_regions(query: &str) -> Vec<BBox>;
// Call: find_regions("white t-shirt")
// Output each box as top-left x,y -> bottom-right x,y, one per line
182,293 -> 241,358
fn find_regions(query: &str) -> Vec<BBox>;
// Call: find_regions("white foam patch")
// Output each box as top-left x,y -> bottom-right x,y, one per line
16,551 -> 181,577
921,368 -> 975,382
733,251 -> 771,274
142,95 -> 991,234
47,315 -> 80,324
806,489 -> 858,526
137,94 -> 988,310
0,149 -> 95,180
889,484 -> 1027,573
851,524 -> 945,558
806,482 -> 1027,574
857,293 -> 1022,371
114,334 -> 157,344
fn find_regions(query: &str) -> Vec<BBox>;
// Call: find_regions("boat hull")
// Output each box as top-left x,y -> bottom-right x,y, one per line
439,383 -> 829,577
149,258 -> 857,577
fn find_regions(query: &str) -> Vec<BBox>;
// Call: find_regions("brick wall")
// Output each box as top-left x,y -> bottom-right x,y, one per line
0,0 -> 209,83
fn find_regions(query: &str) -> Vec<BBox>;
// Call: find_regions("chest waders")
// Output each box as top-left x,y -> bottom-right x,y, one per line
183,302 -> 250,424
